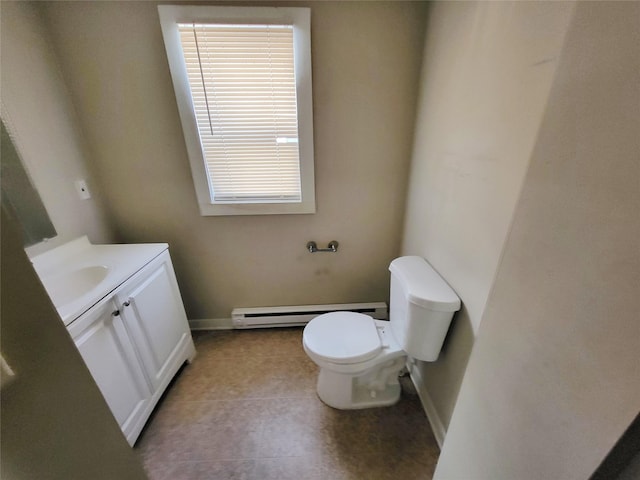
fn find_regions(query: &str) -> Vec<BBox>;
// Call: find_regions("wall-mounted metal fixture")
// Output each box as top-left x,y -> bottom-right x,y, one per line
307,240 -> 339,253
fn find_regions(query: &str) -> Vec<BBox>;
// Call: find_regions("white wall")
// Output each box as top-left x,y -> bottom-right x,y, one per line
1,1 -> 115,256
401,1 -> 575,434
435,1 -> 640,478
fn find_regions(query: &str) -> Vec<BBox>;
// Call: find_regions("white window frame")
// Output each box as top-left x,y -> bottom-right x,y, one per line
158,5 -> 315,216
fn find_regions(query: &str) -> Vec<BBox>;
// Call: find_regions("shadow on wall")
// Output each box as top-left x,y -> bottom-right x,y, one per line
591,413 -> 640,480
417,306 -> 475,430
0,206 -> 147,479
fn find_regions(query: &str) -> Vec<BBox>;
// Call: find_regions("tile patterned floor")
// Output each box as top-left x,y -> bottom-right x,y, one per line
134,328 -> 440,480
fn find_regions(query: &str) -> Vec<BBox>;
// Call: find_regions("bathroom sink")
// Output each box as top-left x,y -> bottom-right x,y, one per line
43,265 -> 110,308
31,236 -> 169,325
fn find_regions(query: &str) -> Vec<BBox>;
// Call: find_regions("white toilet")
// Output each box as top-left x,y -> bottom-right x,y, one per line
303,256 -> 461,409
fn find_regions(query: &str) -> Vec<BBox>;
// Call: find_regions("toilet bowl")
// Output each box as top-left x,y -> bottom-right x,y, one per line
303,312 -> 406,409
303,256 -> 461,410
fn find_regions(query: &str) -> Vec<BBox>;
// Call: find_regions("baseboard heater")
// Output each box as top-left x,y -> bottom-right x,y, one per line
231,302 -> 388,329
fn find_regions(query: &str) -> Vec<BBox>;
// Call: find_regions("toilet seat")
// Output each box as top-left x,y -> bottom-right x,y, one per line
303,312 -> 381,365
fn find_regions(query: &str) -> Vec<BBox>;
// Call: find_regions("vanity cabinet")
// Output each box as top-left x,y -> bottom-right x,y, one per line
115,252 -> 192,391
68,249 -> 195,445
68,297 -> 152,442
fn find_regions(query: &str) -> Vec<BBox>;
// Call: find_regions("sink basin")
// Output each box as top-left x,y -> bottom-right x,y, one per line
31,236 -> 169,325
43,265 -> 109,308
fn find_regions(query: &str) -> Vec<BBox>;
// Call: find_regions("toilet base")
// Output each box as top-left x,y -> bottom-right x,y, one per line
315,356 -> 407,409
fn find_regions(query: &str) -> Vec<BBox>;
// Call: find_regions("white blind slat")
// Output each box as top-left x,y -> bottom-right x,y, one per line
178,22 -> 301,202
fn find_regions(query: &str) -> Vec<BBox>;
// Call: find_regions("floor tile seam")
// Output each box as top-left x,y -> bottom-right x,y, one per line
192,353 -> 310,360
183,358 -> 311,368
174,454 -> 262,463
135,424 -> 262,441
158,397 -> 284,406
249,450 -> 345,460
146,421 -> 265,434
247,452 -> 388,462
181,450 -> 322,463
194,340 -> 304,347
152,459 -> 258,465
169,385 -> 317,398
165,393 -> 317,403
163,453 -> 327,463
209,394 -> 317,401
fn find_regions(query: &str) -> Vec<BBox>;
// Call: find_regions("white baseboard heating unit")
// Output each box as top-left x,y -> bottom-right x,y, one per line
231,302 -> 388,329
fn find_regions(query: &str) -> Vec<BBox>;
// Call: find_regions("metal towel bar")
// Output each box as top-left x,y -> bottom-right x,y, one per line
307,241 -> 339,253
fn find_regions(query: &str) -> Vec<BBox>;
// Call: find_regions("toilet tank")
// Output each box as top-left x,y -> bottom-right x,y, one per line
388,256 -> 461,362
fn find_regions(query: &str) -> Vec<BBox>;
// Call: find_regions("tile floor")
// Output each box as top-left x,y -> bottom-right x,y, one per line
135,328 -> 440,480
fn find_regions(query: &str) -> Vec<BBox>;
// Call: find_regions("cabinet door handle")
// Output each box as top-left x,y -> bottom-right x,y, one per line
112,309 -> 120,317
123,300 -> 131,307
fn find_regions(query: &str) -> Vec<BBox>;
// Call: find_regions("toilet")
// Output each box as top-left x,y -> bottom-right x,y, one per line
303,256 -> 461,409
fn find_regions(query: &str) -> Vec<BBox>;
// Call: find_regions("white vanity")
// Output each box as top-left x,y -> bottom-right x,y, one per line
32,237 -> 196,445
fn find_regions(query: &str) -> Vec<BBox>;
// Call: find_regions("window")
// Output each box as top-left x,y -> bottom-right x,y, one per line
158,6 -> 315,216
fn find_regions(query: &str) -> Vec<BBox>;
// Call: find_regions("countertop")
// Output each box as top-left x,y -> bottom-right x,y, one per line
31,236 -> 168,325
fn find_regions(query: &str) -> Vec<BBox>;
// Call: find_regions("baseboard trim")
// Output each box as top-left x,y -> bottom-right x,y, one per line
408,360 -> 446,449
189,318 -> 234,330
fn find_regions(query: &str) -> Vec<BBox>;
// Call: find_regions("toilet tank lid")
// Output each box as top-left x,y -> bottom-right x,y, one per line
389,256 -> 461,312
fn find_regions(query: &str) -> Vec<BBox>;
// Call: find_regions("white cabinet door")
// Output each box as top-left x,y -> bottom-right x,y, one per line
68,296 -> 151,443
116,251 -> 191,390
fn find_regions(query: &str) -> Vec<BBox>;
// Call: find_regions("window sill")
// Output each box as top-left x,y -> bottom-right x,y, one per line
197,200 -> 316,216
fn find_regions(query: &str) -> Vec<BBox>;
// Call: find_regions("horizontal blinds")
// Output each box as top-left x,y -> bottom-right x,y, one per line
178,23 -> 302,203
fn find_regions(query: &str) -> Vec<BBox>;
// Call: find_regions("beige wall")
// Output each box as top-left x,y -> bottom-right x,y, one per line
1,5 -> 142,476
40,1 -> 427,321
1,207 -> 147,479
435,1 -> 640,478
1,1 -> 115,256
401,1 -> 575,431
